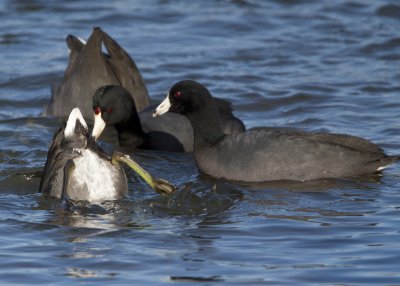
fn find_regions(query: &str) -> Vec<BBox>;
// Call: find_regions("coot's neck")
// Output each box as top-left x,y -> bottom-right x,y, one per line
186,103 -> 225,150
114,110 -> 149,148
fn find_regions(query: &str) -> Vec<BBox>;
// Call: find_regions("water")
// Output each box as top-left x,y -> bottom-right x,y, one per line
1,0 -> 400,284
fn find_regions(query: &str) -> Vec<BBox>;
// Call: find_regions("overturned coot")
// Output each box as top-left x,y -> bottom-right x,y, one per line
39,108 -> 174,204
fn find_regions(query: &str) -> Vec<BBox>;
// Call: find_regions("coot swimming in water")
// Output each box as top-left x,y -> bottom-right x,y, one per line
153,80 -> 399,182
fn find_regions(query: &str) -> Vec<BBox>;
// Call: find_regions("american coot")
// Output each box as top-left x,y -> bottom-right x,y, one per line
39,108 -> 174,203
92,85 -> 245,152
153,80 -> 399,182
44,27 -> 150,120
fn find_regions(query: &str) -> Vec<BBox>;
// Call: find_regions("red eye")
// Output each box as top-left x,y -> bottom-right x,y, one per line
107,107 -> 113,114
174,91 -> 182,97
94,106 -> 101,115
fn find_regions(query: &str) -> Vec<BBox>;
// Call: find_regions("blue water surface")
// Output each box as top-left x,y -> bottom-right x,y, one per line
0,0 -> 400,285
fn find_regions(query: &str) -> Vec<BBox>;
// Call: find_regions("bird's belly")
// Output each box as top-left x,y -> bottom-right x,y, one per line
68,149 -> 128,202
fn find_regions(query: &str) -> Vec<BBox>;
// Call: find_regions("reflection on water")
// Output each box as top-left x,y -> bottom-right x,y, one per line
36,180 -> 243,229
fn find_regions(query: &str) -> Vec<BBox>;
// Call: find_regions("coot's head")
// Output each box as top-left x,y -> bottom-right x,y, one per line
92,85 -> 137,140
153,80 -> 212,117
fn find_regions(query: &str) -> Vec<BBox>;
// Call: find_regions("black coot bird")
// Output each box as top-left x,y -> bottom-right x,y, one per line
92,85 -> 245,152
44,27 -> 150,120
153,80 -> 399,182
39,108 -> 174,203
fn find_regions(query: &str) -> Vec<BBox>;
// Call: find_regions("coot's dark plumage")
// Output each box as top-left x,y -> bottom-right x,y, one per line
153,80 -> 398,182
40,108 -> 175,203
44,27 -> 150,120
92,85 -> 245,152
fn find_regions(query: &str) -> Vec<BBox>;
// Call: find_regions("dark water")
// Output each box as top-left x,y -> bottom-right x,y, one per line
1,0 -> 400,284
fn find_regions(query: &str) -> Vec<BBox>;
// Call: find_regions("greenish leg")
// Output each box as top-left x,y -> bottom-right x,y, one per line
112,151 -> 175,196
